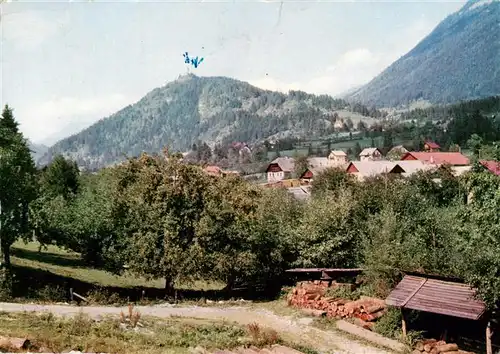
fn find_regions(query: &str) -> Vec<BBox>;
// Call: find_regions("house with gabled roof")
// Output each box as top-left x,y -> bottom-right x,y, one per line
300,153 -> 349,182
388,160 -> 437,177
266,157 -> 295,183
345,161 -> 396,181
424,141 -> 441,152
401,152 -> 470,166
387,145 -> 409,160
359,147 -> 383,161
328,150 -> 348,165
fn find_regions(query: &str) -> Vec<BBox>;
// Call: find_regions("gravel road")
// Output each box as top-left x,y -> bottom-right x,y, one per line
0,302 -> 394,354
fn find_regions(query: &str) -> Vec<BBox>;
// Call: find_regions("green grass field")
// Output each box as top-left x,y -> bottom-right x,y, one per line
9,241 -> 225,303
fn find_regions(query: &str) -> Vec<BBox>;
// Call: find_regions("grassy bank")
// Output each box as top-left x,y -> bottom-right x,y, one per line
0,311 -> 308,354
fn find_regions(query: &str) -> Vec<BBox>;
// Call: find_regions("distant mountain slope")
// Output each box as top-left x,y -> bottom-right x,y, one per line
346,0 -> 500,108
39,74 -> 383,169
28,141 -> 48,162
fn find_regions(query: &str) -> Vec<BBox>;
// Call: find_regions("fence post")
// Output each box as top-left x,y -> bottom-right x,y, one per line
69,288 -> 73,302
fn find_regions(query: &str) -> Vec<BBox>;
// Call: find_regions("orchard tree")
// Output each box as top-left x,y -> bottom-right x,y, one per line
457,173 -> 500,307
30,155 -> 80,250
292,190 -> 362,268
311,167 -> 356,195
0,105 -> 37,295
197,175 -> 261,290
115,151 -> 210,293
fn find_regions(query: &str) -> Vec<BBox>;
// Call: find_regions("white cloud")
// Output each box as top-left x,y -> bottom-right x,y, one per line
19,93 -> 131,144
249,48 -> 391,96
2,10 -> 70,51
248,17 -> 437,97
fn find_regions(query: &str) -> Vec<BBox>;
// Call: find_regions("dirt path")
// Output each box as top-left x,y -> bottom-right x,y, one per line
0,302 -> 394,354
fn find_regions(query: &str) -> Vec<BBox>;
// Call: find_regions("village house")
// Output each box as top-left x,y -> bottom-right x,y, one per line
328,150 -> 348,165
203,165 -> 240,177
300,166 -> 329,183
300,151 -> 349,182
345,161 -> 396,181
359,147 -> 383,161
424,141 -> 441,152
388,160 -> 436,177
266,156 -> 295,183
386,145 -> 409,160
401,152 -> 470,166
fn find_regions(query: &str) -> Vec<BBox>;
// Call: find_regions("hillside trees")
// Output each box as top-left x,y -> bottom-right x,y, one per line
39,155 -> 80,200
0,105 -> 37,295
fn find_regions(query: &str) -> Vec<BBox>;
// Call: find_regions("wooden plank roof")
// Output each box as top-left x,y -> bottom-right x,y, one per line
385,275 -> 486,320
285,268 -> 364,273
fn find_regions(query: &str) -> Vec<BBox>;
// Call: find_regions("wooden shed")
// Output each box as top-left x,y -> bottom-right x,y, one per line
386,275 -> 493,353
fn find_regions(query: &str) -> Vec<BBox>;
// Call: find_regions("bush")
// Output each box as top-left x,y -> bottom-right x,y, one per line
372,307 -> 402,339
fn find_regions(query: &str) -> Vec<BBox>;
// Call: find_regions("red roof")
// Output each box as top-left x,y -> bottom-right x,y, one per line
203,165 -> 222,175
480,160 -> 500,176
425,141 -> 440,149
401,152 -> 470,166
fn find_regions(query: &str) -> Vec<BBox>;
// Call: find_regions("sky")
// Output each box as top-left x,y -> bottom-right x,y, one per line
1,0 -> 467,146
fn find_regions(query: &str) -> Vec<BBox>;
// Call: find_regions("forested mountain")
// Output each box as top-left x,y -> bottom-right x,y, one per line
38,74 -> 384,169
346,0 -> 500,107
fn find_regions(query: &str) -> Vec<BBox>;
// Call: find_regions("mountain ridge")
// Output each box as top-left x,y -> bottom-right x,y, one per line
345,0 -> 500,107
39,74 -> 384,170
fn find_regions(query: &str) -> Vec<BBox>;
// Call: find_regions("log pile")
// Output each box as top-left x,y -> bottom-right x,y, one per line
286,281 -> 387,330
411,339 -> 475,354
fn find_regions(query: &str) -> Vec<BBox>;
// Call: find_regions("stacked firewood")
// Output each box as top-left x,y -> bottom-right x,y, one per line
412,339 -> 475,354
286,281 -> 387,330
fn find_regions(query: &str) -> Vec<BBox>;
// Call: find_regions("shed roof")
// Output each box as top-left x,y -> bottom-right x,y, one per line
287,186 -> 311,201
385,275 -> 486,320
286,268 -> 364,273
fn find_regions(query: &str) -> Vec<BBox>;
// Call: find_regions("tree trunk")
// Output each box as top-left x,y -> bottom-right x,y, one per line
0,244 -> 13,298
3,245 -> 10,268
225,274 -> 236,295
164,277 -> 174,297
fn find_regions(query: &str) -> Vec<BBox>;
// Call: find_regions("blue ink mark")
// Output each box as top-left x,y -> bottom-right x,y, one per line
183,52 -> 204,68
